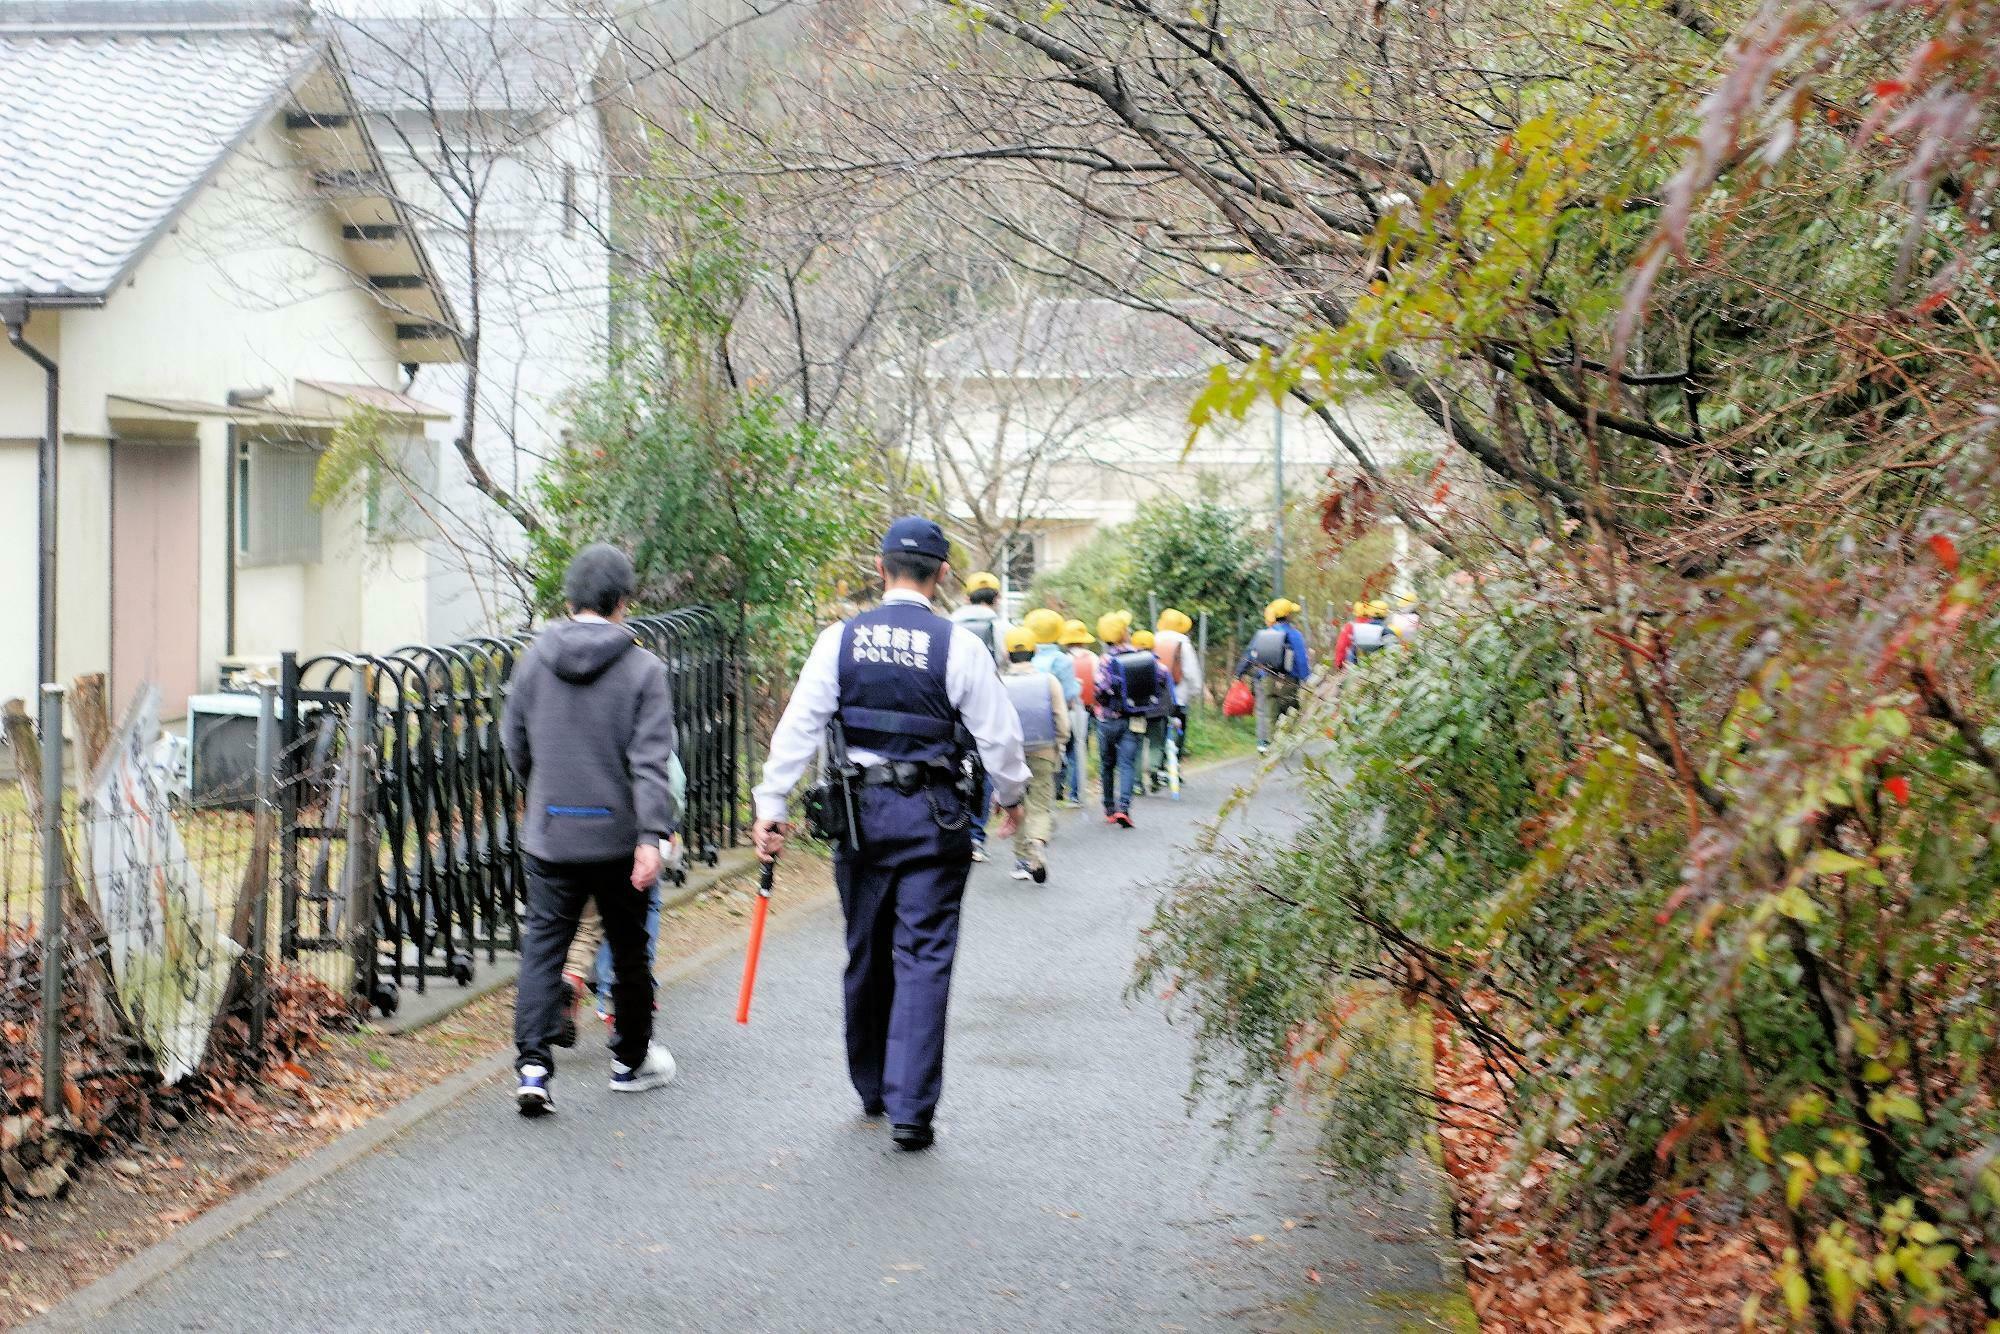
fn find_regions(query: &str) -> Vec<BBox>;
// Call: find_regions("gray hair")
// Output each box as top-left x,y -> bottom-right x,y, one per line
563,543 -> 637,616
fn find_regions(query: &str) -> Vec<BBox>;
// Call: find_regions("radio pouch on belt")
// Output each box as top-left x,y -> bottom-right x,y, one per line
803,718 -> 862,851
953,720 -> 983,802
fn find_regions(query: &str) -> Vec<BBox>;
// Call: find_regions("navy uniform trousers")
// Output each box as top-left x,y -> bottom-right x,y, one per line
833,781 -> 975,1126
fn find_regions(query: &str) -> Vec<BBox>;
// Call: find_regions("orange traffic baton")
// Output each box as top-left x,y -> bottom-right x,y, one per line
734,857 -> 776,1024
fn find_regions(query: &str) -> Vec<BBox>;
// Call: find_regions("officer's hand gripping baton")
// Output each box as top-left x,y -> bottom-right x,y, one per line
734,857 -> 776,1025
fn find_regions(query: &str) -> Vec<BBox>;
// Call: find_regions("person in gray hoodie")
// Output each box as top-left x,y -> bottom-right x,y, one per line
502,544 -> 679,1115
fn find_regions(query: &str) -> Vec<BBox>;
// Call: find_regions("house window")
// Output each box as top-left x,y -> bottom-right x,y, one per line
560,163 -> 577,236
1002,532 -> 1038,589
364,434 -> 439,542
235,436 -> 323,566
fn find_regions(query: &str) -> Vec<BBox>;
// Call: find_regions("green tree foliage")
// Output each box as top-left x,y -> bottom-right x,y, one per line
1013,0 -> 2000,1320
1030,522 -> 1134,623
1035,496 -> 1264,626
532,182 -> 875,670
532,388 -> 868,659
1123,496 -> 1267,629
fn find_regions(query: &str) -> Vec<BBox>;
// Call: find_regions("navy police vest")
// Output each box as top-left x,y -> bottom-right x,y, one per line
837,600 -> 958,764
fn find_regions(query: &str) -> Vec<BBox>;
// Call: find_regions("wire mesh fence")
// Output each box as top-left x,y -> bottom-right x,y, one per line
0,693 -> 355,1202
1,604 -> 742,1130
2,680 -> 297,1106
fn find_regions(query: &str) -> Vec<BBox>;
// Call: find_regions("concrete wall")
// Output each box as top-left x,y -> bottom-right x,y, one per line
0,117 -> 434,710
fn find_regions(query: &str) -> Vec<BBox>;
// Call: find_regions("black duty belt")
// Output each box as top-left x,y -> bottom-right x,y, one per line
857,762 -> 956,793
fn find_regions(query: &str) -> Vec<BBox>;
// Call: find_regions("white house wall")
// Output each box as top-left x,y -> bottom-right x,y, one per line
0,116 -> 433,708
908,375 -> 1441,570
366,100 -> 612,640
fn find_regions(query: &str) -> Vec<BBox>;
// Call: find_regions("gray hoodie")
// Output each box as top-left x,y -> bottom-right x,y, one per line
502,617 -> 679,865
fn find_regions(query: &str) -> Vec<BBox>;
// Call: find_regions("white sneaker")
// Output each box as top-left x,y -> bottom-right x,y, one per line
609,1044 -> 677,1093
1010,861 -> 1033,881
970,845 -> 988,863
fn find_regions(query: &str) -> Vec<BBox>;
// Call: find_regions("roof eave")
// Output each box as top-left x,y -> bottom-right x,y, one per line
0,291 -> 111,310
297,40 -> 468,365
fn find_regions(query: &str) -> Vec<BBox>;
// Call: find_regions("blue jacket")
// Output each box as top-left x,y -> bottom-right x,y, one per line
1279,623 -> 1311,680
1032,642 -> 1081,704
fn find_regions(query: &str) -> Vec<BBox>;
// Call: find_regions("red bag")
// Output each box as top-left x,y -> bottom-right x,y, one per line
1223,678 -> 1255,718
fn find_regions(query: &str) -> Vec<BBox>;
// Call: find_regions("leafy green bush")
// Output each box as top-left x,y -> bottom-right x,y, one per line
1032,522 -> 1136,623
531,386 -> 870,672
1123,495 -> 1268,629
532,178 -> 877,688
1036,495 -> 1266,628
1142,528 -> 2000,1323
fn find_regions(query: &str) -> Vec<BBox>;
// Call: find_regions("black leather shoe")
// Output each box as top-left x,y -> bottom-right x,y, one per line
862,1099 -> 886,1118
891,1123 -> 935,1151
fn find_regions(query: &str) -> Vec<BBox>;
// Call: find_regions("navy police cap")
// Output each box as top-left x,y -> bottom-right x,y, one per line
881,516 -> 951,561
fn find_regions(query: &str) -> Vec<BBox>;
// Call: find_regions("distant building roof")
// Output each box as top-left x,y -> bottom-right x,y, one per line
919,298 -> 1248,380
0,8 -> 319,300
335,14 -> 607,116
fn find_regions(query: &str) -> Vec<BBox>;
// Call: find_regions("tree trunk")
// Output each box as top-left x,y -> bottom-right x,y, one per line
67,673 -> 112,778
2,697 -> 138,1057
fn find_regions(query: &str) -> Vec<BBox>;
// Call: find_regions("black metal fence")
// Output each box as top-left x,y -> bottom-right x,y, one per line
276,606 -> 742,1015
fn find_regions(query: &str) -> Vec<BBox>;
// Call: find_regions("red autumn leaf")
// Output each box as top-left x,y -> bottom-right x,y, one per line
1913,290 -> 1950,315
1655,1117 -> 1698,1162
1872,79 -> 1907,98
1928,533 -> 1959,573
1647,1188 -> 1699,1250
1647,1203 -> 1684,1250
1884,775 -> 1911,805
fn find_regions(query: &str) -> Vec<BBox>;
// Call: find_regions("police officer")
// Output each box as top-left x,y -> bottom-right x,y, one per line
751,517 -> 1030,1151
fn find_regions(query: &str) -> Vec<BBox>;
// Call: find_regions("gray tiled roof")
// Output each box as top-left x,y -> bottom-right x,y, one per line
0,20 -> 316,300
335,15 -> 605,115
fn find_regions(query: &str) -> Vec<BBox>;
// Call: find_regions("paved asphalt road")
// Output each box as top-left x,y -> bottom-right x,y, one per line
80,759 -> 1449,1332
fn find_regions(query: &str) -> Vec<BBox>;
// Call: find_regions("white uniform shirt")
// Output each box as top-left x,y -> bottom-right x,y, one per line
753,589 -> 1031,823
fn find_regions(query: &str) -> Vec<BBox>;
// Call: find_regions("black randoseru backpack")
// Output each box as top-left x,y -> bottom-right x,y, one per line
1107,650 -> 1161,716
